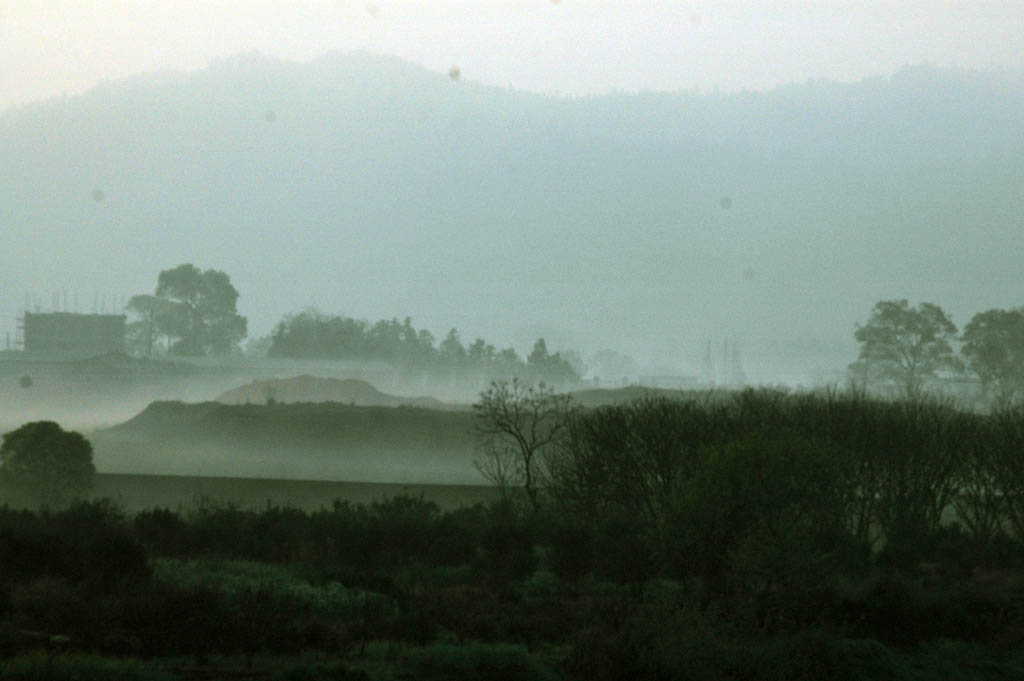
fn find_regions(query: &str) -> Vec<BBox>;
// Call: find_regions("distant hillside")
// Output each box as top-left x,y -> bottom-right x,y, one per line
95,399 -> 478,483
94,384 -> 771,481
3,54 -> 1022,381
216,374 -> 459,410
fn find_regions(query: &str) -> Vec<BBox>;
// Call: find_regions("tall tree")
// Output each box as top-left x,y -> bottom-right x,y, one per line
961,308 -> 1024,405
473,378 -> 577,513
439,328 -> 467,364
155,264 -> 247,356
853,299 -> 961,399
527,338 -> 580,385
125,294 -> 180,357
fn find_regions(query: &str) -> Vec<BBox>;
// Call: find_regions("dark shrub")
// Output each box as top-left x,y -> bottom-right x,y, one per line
566,595 -> 651,681
430,516 -> 479,566
403,643 -> 557,681
243,505 -> 311,562
417,585 -> 507,641
51,498 -> 126,534
547,524 -> 594,583
0,652 -> 174,681
82,531 -> 151,591
477,524 -> 537,586
10,577 -> 92,634
121,583 -> 232,658
272,662 -> 370,681
368,495 -> 442,566
133,508 -> 189,555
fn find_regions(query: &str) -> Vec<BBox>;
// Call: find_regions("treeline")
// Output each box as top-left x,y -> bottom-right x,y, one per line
474,387 -> 1024,676
484,387 -> 1024,572
269,309 -> 580,386
548,389 -> 1024,561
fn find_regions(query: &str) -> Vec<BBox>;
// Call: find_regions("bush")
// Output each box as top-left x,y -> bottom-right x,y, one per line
0,422 -> 95,507
272,662 -> 369,681
477,524 -> 537,586
133,508 -> 189,555
368,494 -> 442,566
906,639 -> 1024,681
403,643 -> 558,681
0,652 -> 172,681
82,531 -> 151,591
546,524 -> 594,583
417,585 -> 508,641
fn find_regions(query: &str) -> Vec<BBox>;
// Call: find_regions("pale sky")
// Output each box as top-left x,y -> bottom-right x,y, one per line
2,0 -> 1023,110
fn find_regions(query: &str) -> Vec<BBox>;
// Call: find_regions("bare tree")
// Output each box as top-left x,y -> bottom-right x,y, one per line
472,438 -> 519,503
472,378 -> 576,512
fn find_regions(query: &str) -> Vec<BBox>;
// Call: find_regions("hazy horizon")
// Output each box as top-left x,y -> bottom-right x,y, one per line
3,3 -> 1023,387
4,1 -> 1024,111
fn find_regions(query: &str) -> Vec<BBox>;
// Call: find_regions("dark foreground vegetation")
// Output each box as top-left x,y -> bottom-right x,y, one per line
4,389 -> 1024,679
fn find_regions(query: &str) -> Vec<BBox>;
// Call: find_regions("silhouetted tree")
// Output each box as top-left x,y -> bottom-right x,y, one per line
473,379 -> 577,513
853,299 -> 961,399
125,294 -> 178,357
547,396 -> 724,557
559,348 -> 588,379
0,422 -> 95,506
961,308 -> 1024,405
439,328 -> 467,367
155,264 -> 247,356
526,338 -> 580,386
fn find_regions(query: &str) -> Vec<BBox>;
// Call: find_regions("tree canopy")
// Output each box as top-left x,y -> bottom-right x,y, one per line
125,293 -> 180,358
961,308 -> 1024,404
853,299 -> 961,399
269,309 -> 580,386
152,264 -> 247,356
0,421 -> 95,506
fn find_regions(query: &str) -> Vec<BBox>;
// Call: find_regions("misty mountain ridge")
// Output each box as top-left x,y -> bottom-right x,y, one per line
3,52 -> 1022,383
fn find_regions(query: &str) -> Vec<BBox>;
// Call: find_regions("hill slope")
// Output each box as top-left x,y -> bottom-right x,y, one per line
215,374 -> 456,409
3,54 -> 1023,379
96,399 -> 477,483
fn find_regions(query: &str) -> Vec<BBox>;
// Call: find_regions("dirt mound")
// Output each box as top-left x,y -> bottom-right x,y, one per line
103,400 -> 222,438
216,375 -> 452,409
95,399 -> 478,483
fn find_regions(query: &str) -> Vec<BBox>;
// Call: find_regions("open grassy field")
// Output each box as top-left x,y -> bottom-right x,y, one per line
89,472 -> 498,512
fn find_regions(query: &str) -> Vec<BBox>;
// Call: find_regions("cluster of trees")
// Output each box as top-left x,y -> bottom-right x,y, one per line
126,264 -> 247,357
852,299 -> 1024,404
466,386 -> 1024,677
475,384 -> 1024,567
269,309 -> 581,386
